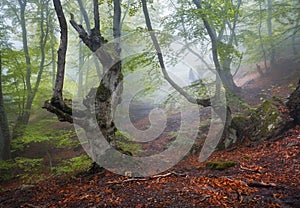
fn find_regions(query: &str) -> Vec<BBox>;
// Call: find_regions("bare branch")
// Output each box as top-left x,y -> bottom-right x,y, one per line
141,0 -> 211,107
70,13 -> 107,52
43,100 -> 73,123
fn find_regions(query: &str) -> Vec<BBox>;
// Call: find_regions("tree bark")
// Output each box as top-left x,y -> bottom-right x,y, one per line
12,0 -> 32,137
258,0 -> 268,74
52,0 -> 68,108
0,53 -> 11,160
267,0 -> 275,71
95,0 -> 123,146
77,0 -> 102,80
47,0 -> 124,148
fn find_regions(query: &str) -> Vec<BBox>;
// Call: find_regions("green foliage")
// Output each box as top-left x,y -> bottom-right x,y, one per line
11,118 -> 78,152
15,157 -> 43,172
206,160 -> 237,170
0,160 -> 17,181
51,155 -> 92,175
217,41 -> 243,67
198,0 -> 239,29
115,130 -> 143,156
0,157 -> 43,181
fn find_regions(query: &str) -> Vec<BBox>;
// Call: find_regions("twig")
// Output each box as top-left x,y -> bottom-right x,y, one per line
240,165 -> 262,173
200,195 -> 210,202
23,203 -> 39,208
247,181 -> 276,188
106,171 -> 186,184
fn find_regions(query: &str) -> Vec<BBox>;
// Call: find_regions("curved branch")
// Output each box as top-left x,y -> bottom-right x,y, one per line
141,0 -> 210,107
52,0 -> 67,106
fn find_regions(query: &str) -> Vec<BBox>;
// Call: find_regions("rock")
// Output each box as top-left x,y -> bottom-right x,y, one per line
18,184 -> 35,190
286,79 -> 300,125
223,98 -> 292,147
247,99 -> 290,141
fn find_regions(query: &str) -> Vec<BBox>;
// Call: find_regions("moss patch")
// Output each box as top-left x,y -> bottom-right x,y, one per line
97,83 -> 112,102
206,161 -> 237,170
115,130 -> 143,156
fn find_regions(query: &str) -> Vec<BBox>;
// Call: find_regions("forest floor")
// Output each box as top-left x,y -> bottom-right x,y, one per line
0,60 -> 300,207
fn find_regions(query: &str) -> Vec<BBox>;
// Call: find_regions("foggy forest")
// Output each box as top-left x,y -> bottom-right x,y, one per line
0,0 -> 300,207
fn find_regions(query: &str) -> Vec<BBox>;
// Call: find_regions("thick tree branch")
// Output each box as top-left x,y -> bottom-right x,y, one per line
70,5 -> 107,53
93,0 -> 100,34
43,0 -> 73,123
52,0 -> 67,105
43,100 -> 73,123
113,0 -> 122,39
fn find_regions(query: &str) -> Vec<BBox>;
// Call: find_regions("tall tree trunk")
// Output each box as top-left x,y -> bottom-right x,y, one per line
219,67 -> 240,93
258,0 -> 268,74
59,0 -> 124,147
192,0 -> 240,93
78,38 -> 84,98
13,0 -> 50,138
292,11 -> 300,57
267,0 -> 275,71
12,0 -> 32,138
191,0 -> 238,145
50,20 -> 56,89
0,53 -> 11,160
95,0 -> 122,146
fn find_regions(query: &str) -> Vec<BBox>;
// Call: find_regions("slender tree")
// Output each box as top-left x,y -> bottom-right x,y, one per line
142,0 -> 235,148
267,0 -> 275,70
257,0 -> 268,74
191,0 -> 241,93
4,0 -> 52,138
0,53 -> 11,160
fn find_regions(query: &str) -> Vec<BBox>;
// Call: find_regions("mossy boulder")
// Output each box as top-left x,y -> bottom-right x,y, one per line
286,80 -> 300,124
219,97 -> 291,149
246,98 -> 290,141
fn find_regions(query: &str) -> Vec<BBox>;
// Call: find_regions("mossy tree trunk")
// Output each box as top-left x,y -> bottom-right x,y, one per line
46,0 -> 124,149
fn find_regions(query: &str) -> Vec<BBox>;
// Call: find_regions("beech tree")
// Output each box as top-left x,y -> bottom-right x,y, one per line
45,0 -> 236,160
44,0 -> 300,163
0,53 -> 11,160
3,0 -> 53,138
165,0 -> 242,93
44,0 -> 124,150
